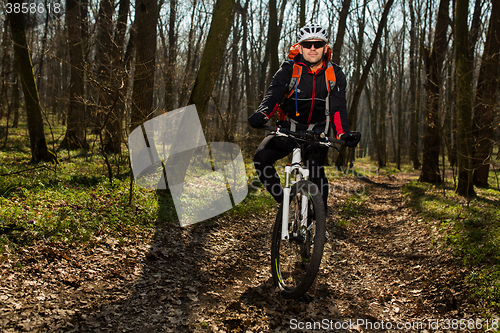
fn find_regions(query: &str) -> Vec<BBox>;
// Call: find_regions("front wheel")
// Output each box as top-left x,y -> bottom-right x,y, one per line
271,180 -> 326,299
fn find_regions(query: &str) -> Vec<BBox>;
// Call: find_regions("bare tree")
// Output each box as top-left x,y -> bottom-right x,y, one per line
454,0 -> 475,196
164,0 -> 178,112
267,0 -> 280,84
95,0 -> 115,150
8,1 -> 56,162
130,0 -> 159,131
469,0 -> 483,65
226,11 -> 242,141
299,0 -> 306,27
188,0 -> 236,122
419,0 -> 449,183
396,7 -> 406,170
0,19 -> 12,122
374,27 -> 389,168
472,0 -> 500,187
62,0 -> 87,149
332,0 -> 352,65
242,0 -> 255,141
408,0 -> 420,169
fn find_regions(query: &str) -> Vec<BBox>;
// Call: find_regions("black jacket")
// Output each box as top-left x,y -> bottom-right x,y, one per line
256,54 -> 348,137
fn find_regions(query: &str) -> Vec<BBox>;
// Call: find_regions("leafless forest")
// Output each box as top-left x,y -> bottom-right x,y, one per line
1,1 -> 500,330
0,0 -> 499,194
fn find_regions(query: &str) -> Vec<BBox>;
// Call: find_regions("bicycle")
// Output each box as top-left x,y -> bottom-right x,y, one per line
262,125 -> 346,299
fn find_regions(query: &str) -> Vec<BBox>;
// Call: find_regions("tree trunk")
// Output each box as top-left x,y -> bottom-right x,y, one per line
106,0 -> 130,154
52,17 -> 64,122
331,0 -> 351,65
377,28 -> 389,168
61,40 -> 69,126
130,0 -> 158,131
408,0 -> 420,169
472,0 -> 500,187
468,0 -> 482,65
0,19 -> 12,121
366,88 -> 380,163
277,0 -> 287,36
0,24 -> 11,120
117,15 -> 137,132
95,0 -> 117,152
226,14 -> 241,142
348,0 -> 367,109
419,0 -> 449,183
164,0 -> 177,112
36,6 -> 50,100
397,11 -> 405,170
267,0 -> 279,84
63,0 -> 87,149
187,0 -> 236,123
441,61 -> 454,168
454,0 -> 475,196
242,0 -> 256,151
80,0 -> 90,52
11,75 -> 20,128
299,0 -> 305,27
8,2 -> 56,163
179,0 -> 199,107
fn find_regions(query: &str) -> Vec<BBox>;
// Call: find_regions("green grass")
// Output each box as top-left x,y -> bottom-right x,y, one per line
0,119 -> 277,255
328,153 -> 500,312
403,179 -> 500,310
224,166 -> 277,219
0,150 -> 165,249
0,125 -> 131,251
336,188 -> 369,228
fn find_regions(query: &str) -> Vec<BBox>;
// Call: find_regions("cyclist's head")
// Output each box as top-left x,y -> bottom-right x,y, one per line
297,24 -> 328,44
298,24 -> 328,66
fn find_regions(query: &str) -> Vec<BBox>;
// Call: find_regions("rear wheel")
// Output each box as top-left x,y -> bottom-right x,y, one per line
271,180 -> 326,299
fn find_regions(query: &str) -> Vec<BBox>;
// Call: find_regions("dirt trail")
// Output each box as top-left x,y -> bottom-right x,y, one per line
1,173 -> 475,332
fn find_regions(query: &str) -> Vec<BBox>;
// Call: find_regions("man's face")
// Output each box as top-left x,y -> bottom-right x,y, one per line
299,39 -> 326,65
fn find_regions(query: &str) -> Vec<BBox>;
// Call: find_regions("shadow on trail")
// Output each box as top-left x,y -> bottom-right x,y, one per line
72,188 -> 224,332
63,187 -> 271,331
66,184 -> 378,332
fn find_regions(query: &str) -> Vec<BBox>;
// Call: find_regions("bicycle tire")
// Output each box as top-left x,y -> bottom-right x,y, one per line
271,180 -> 326,299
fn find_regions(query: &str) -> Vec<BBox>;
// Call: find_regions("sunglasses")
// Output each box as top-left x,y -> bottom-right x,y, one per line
300,40 -> 326,49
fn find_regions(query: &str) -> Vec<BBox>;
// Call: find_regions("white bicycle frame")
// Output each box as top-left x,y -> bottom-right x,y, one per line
265,125 -> 346,243
281,147 -> 310,240
272,128 -> 337,241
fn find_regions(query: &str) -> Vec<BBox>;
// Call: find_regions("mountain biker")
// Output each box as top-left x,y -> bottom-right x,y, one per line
248,23 -> 360,211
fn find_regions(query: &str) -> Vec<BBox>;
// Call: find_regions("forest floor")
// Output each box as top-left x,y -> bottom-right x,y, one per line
0,172 -> 484,332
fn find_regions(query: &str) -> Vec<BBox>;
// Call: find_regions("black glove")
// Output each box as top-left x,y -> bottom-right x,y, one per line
341,131 -> 361,147
248,111 -> 269,128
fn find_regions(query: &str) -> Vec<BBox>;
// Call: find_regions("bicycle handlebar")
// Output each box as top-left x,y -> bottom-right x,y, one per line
261,125 -> 345,146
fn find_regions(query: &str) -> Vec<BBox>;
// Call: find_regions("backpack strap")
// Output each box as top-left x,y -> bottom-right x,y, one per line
324,63 -> 336,93
323,63 -> 336,135
282,62 -> 302,117
286,63 -> 302,98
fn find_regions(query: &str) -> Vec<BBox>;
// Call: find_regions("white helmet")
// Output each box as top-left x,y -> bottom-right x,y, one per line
297,24 -> 328,43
